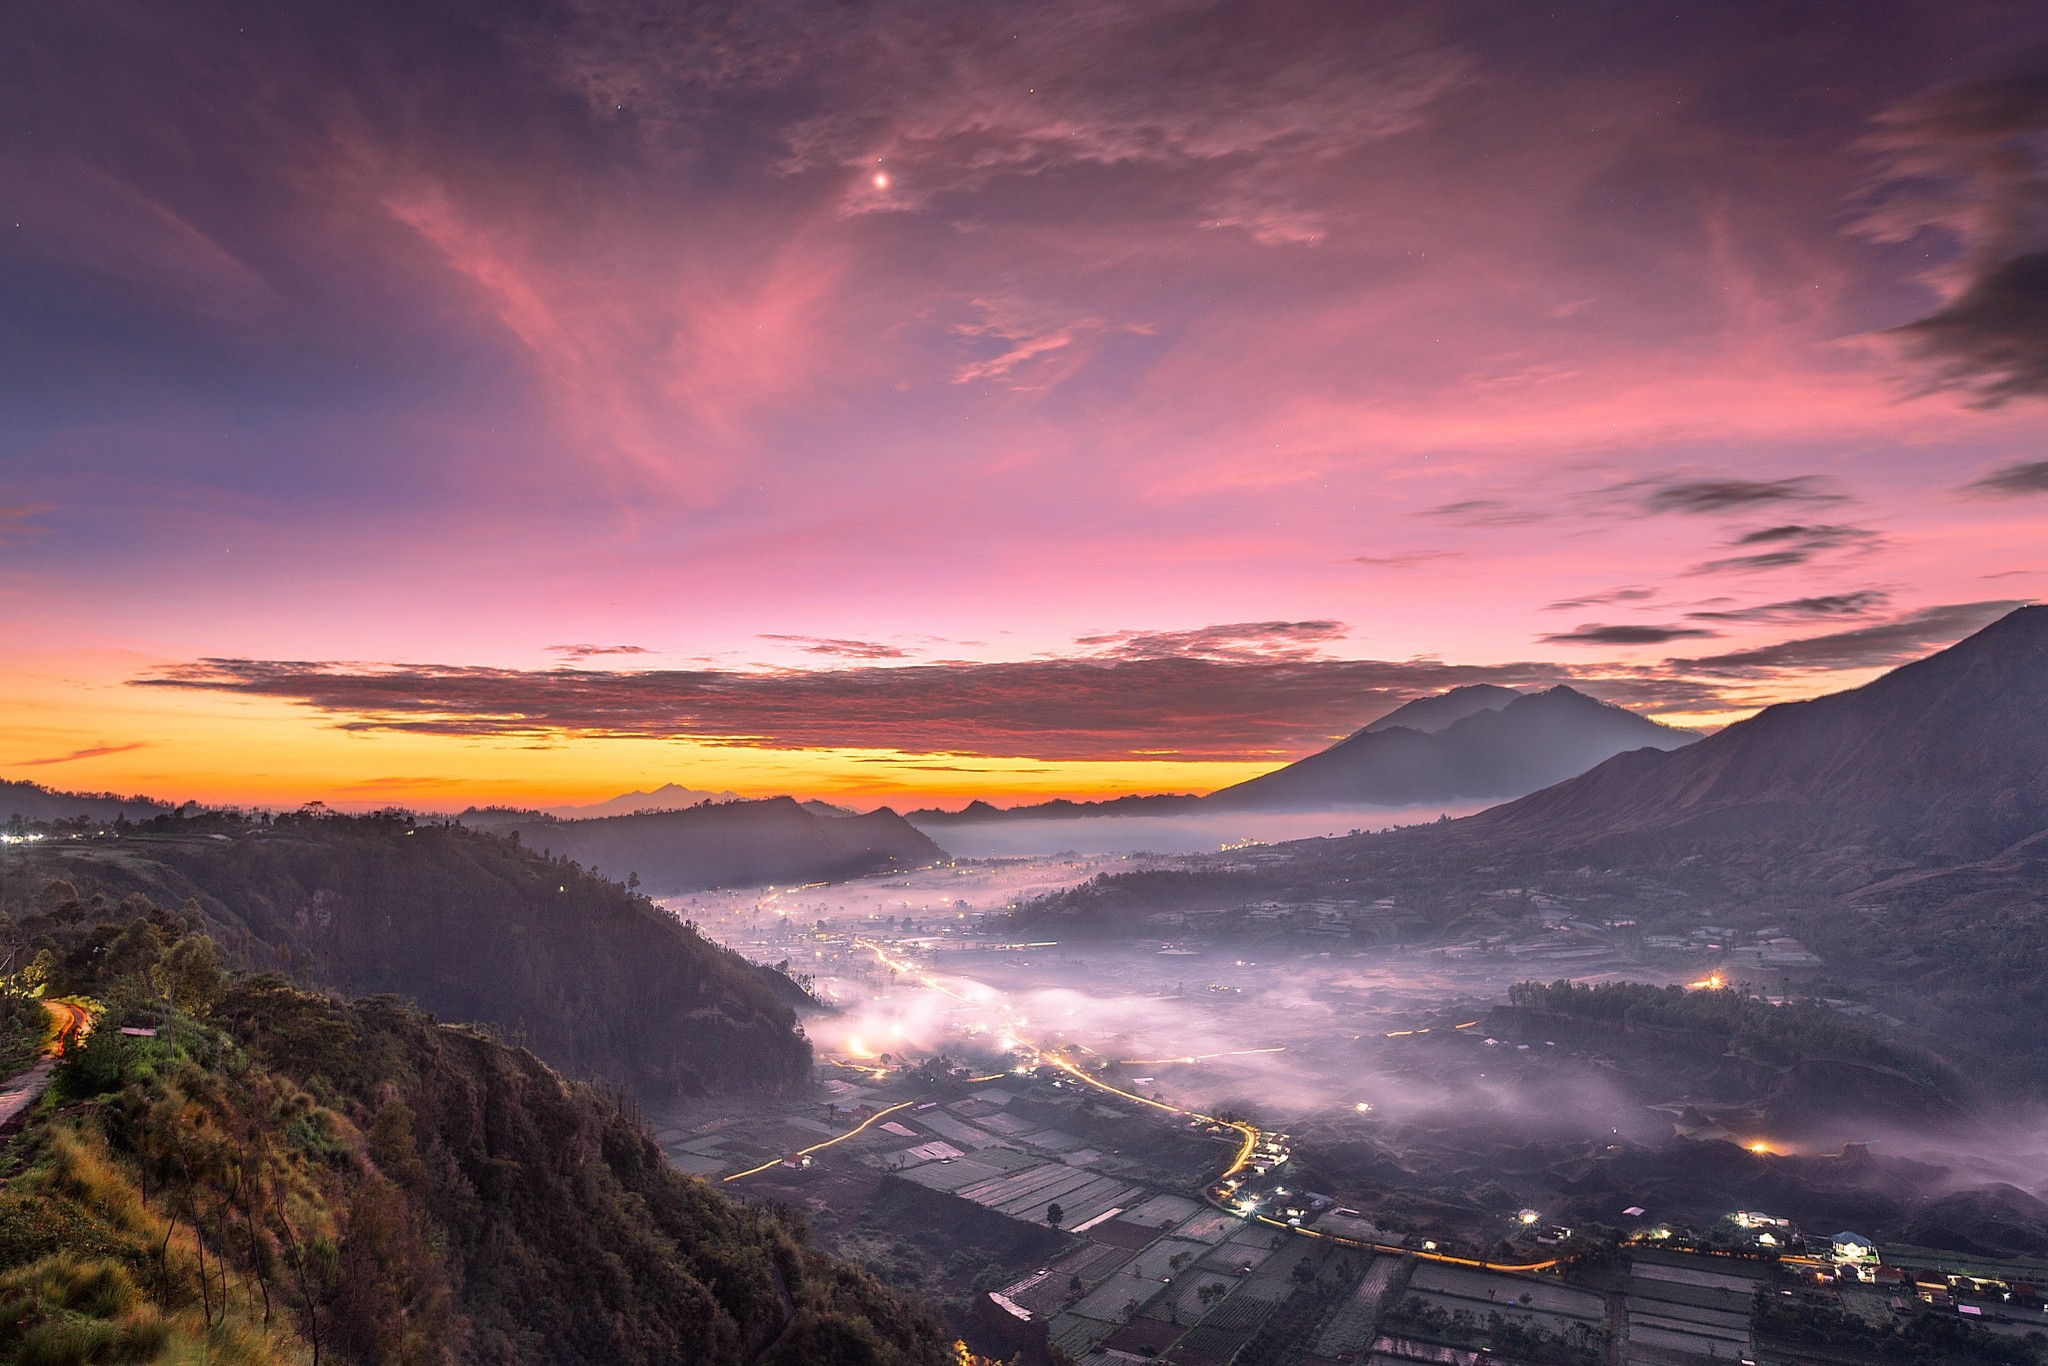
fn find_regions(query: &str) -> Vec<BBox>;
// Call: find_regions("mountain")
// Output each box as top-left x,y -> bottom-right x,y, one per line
1361,682 -> 1524,734
0,777 -> 172,824
905,793 -> 1205,826
1208,684 -> 1698,810
473,796 -> 948,893
1468,605 -> 2048,861
548,782 -> 741,817
14,906 -> 950,1366
9,812 -> 813,1099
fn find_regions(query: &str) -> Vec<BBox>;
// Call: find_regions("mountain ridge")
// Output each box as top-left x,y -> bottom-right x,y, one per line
1465,604 -> 2048,861
1206,683 -> 1698,810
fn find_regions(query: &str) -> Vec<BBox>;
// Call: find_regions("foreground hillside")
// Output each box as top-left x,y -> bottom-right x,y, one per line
0,812 -> 810,1099
0,903 -> 950,1365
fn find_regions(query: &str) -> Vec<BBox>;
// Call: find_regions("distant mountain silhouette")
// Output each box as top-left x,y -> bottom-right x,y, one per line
1361,682 -> 1524,734
0,778 -> 173,825
905,793 -> 1205,825
1468,605 -> 2048,860
464,796 -> 948,893
547,782 -> 740,817
1207,685 -> 1698,810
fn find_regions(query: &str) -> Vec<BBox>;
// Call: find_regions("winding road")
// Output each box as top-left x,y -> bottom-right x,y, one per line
0,1000 -> 91,1132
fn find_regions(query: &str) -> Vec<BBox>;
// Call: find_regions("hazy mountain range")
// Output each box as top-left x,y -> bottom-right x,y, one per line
0,779 -> 173,825
545,782 -> 742,817
458,796 -> 946,894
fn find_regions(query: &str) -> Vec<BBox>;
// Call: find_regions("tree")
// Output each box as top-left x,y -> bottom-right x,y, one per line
154,935 -> 225,1020
1046,1202 -> 1064,1227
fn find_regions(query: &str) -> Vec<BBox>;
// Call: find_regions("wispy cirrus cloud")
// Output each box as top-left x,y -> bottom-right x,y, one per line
1348,550 -> 1457,570
546,643 -> 652,660
1544,587 -> 1658,612
14,741 -> 151,767
1073,620 -> 1350,662
949,298 -> 1150,392
758,635 -> 909,660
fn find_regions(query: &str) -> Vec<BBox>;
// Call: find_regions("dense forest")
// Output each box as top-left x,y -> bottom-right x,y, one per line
1503,979 -> 1966,1102
0,812 -> 811,1100
0,900 -> 953,1365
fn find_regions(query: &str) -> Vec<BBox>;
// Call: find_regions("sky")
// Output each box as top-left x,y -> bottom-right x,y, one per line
5,0 -> 2048,810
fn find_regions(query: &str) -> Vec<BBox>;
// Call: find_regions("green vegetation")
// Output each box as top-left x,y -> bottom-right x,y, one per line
0,990 -> 44,1077
0,812 -> 811,1100
1383,1296 -> 1606,1366
1506,978 -> 1966,1100
1754,1292 -> 2045,1365
0,899 -> 952,1366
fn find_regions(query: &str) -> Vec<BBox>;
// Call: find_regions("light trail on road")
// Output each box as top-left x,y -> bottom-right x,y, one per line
42,1000 -> 90,1054
1116,1046 -> 1286,1065
722,1099 -> 922,1184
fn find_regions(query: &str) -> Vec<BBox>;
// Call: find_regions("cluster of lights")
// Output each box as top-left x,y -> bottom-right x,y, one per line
0,832 -> 47,845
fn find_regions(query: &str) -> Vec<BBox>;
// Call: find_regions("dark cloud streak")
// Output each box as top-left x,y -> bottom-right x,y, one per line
1687,591 -> 1892,623
1668,601 -> 2027,676
1539,624 -> 1719,646
134,651 -> 1719,762
1865,51 -> 2048,404
1959,459 -> 2048,497
1640,478 -> 1841,515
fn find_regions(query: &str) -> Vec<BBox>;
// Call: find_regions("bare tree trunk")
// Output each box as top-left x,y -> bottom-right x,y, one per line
275,1191 -> 320,1366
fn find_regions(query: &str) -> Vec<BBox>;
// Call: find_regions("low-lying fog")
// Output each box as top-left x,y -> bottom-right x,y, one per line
906,803 -> 1492,857
667,856 -> 2048,1210
671,856 -> 1674,1137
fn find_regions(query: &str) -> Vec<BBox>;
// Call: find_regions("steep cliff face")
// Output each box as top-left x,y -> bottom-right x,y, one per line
230,982 -> 951,1365
4,966 -> 951,1366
